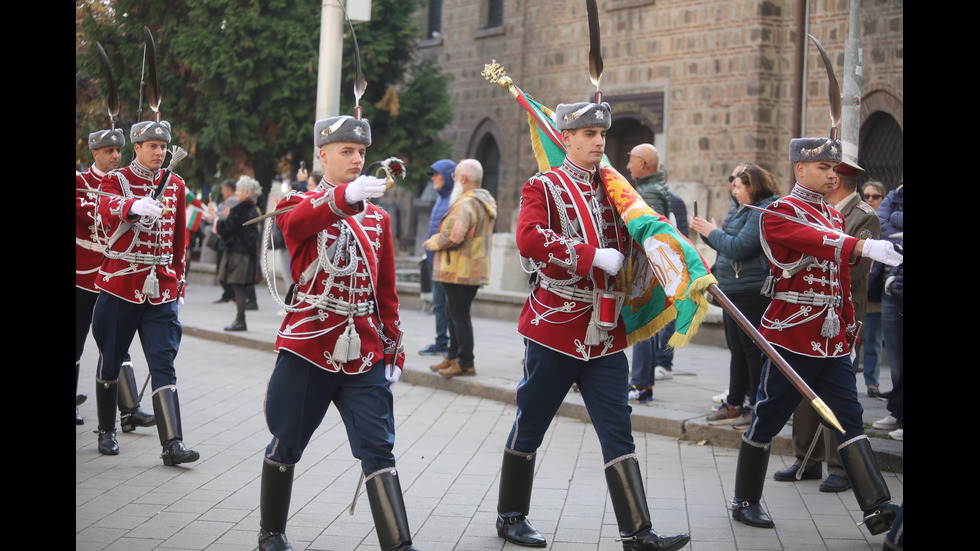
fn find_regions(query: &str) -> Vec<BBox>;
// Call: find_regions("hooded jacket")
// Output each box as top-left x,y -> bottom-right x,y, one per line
425,159 -> 457,265
424,188 -> 497,286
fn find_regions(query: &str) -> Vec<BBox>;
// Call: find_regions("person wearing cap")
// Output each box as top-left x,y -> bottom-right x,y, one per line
730,137 -> 901,535
91,119 -> 199,466
256,115 -> 417,551
76,129 -> 156,431
494,101 -> 690,551
417,159 -> 457,357
771,158 -> 881,493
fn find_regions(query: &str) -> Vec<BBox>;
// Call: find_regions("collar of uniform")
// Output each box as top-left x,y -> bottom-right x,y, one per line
90,165 -> 106,179
790,182 -> 825,205
560,157 -> 597,186
832,190 -> 860,211
316,177 -> 338,192
130,160 -> 157,181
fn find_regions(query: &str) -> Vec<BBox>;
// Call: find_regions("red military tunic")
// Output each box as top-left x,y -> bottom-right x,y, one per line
96,162 -> 187,304
759,183 -> 860,358
516,158 -> 628,360
275,179 -> 404,374
77,168 -> 107,292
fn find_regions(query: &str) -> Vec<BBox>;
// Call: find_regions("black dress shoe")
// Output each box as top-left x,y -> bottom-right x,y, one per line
731,501 -> 774,528
98,429 -> 119,455
623,530 -> 691,551
76,394 -> 87,407
162,439 -> 200,466
224,320 -> 247,332
258,529 -> 292,551
497,515 -> 546,547
76,408 -> 84,425
120,408 -> 156,433
819,474 -> 851,493
861,501 -> 899,535
773,463 -> 822,482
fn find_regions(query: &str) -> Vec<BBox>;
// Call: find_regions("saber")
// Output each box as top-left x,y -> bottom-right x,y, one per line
743,203 -> 849,239
242,157 -> 406,226
708,283 -> 844,433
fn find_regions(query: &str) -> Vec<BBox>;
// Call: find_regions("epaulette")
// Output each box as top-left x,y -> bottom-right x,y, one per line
856,201 -> 875,215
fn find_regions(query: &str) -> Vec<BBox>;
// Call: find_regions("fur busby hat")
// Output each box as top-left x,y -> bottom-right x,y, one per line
130,120 -> 172,144
555,102 -> 612,131
314,115 -> 372,148
88,129 -> 126,150
789,137 -> 842,164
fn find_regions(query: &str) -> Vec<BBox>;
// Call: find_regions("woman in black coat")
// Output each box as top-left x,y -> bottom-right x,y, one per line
215,176 -> 262,331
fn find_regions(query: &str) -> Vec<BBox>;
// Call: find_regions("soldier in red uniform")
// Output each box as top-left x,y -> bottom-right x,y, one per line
256,115 -> 415,551
730,137 -> 902,535
494,101 -> 690,551
91,119 -> 199,466
76,128 -> 155,431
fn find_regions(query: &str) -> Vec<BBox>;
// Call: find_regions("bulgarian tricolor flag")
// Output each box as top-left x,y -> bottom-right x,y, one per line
515,89 -> 716,347
185,190 -> 205,233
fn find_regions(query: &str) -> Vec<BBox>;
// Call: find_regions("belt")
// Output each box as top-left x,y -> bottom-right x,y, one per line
75,238 -> 102,252
773,290 -> 841,308
107,251 -> 173,266
538,279 -> 594,303
295,292 -> 375,317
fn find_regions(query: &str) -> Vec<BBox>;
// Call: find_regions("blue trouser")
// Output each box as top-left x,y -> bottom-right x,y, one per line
507,341 -> 635,464
653,319 -> 675,370
629,338 -> 655,388
431,280 -> 449,348
264,351 -> 395,474
861,310 -> 883,388
744,350 -> 865,445
92,292 -> 180,390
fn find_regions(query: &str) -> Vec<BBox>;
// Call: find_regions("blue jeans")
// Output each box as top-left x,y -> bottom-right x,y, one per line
431,280 -> 449,348
653,319 -> 675,370
881,293 -> 903,393
630,338 -> 655,388
861,310 -> 883,389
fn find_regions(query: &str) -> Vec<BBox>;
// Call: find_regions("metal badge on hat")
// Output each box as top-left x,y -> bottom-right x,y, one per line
799,34 -> 842,159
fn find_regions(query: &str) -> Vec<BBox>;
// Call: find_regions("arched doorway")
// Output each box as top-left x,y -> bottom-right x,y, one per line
475,133 -> 500,199
607,117 -> 654,182
859,112 -> 904,190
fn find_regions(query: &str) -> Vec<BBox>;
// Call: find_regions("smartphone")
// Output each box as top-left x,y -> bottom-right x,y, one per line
693,200 -> 698,218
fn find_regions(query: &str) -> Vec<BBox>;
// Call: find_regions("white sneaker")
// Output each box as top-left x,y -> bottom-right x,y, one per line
712,389 -> 729,404
888,428 -> 903,441
654,366 -> 673,380
872,415 -> 899,430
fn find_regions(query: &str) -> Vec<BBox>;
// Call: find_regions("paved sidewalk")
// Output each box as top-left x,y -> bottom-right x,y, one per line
76,283 -> 902,550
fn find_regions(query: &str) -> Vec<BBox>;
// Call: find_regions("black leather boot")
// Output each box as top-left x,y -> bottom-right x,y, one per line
839,436 -> 899,535
258,458 -> 294,551
731,439 -> 774,528
152,387 -> 200,466
365,468 -> 420,551
118,360 -> 156,432
605,456 -> 690,551
496,449 -> 546,547
95,379 -> 119,455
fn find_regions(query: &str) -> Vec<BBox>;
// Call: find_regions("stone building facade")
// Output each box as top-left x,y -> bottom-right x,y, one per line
415,0 -> 903,230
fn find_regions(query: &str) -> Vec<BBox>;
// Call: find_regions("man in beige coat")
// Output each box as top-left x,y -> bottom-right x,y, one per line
423,159 -> 497,377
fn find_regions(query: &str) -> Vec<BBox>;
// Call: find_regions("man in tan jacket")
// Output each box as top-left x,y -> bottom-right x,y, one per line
423,159 -> 497,377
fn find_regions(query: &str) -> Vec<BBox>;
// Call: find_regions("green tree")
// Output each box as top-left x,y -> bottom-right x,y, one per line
76,0 -> 452,194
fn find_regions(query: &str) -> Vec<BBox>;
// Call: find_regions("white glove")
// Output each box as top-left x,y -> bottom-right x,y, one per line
592,248 -> 625,276
344,175 -> 387,204
385,364 -> 402,385
177,296 -> 185,315
862,238 -> 903,267
130,196 -> 164,218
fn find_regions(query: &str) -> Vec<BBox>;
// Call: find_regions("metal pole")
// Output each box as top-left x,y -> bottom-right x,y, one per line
841,0 -> 863,165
